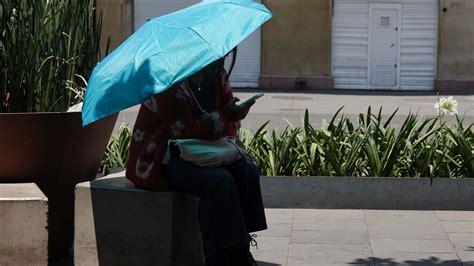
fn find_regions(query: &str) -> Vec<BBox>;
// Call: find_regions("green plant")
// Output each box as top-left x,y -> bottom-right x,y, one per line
99,109 -> 473,178
100,124 -> 132,175
1,0 -> 103,112
240,121 -> 302,176
238,107 -> 473,178
295,110 -> 326,176
445,116 -> 474,177
318,107 -> 367,176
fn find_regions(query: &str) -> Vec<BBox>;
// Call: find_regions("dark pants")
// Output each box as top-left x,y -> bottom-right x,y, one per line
163,147 -> 267,260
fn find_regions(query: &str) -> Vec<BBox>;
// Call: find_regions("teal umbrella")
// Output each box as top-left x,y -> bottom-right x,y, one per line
82,0 -> 272,126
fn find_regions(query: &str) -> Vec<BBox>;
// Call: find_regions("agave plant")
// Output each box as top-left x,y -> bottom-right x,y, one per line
99,108 -> 472,178
1,0 -> 103,113
100,124 -> 133,175
445,116 -> 474,177
244,125 -> 301,176
237,107 -> 473,178
296,110 -> 326,176
363,108 -> 430,177
315,107 -> 367,176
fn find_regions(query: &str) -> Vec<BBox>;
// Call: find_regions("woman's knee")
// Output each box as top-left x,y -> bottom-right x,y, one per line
248,162 -> 261,178
240,162 -> 260,185
205,171 -> 235,193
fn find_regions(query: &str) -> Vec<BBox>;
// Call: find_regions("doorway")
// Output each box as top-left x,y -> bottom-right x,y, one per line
368,4 -> 401,89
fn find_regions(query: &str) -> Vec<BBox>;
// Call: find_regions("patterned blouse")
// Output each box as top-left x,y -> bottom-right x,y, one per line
126,71 -> 239,191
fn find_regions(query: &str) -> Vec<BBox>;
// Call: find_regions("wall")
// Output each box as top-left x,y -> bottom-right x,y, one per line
437,0 -> 474,92
260,0 -> 333,90
95,0 -> 474,92
96,0 -> 133,57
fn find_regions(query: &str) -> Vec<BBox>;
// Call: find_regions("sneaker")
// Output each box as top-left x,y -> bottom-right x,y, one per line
206,249 -> 230,266
249,234 -> 258,250
247,251 -> 258,266
229,234 -> 260,266
229,245 -> 250,266
247,234 -> 259,265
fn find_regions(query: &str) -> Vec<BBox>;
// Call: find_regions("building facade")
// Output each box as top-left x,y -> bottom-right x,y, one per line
98,0 -> 474,92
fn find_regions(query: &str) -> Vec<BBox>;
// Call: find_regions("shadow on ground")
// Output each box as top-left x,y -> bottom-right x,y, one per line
49,248 -> 73,266
257,261 -> 281,266
349,256 -> 462,265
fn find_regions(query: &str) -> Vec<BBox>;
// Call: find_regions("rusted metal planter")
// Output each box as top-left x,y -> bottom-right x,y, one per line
0,112 -> 117,183
0,112 -> 117,260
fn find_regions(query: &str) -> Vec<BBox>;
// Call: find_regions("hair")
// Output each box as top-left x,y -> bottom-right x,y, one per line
202,46 -> 238,87
225,46 -> 237,82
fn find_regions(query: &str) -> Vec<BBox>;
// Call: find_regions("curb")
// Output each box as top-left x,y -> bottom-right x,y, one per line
261,176 -> 474,210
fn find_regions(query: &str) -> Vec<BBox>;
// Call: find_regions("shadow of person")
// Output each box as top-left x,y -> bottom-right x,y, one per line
256,261 -> 282,266
349,256 -> 462,265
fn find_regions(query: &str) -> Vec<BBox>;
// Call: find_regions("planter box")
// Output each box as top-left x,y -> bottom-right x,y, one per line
0,112 -> 117,183
75,173 -> 204,266
261,176 -> 474,210
0,112 -> 118,259
0,183 -> 48,265
104,169 -> 473,210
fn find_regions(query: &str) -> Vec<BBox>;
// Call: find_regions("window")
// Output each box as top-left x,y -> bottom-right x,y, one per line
381,16 -> 390,26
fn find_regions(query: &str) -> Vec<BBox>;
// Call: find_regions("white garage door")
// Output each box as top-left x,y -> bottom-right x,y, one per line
332,0 -> 438,90
134,0 -> 261,88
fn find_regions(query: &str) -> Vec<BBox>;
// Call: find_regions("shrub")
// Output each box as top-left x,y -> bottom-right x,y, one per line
239,108 -> 473,178
101,108 -> 473,178
100,124 -> 132,175
1,0 -> 102,112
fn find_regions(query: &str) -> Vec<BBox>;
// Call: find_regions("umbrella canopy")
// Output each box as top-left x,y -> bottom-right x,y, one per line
82,0 -> 272,126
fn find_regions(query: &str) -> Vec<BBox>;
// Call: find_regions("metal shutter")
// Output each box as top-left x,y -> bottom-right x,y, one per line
134,0 -> 261,87
400,0 -> 438,90
332,0 -> 437,90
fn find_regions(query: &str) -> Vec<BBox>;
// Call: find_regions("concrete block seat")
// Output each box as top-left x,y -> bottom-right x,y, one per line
74,171 -> 204,266
0,183 -> 48,265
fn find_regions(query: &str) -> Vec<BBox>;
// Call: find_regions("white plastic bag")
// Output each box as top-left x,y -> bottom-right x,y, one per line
172,137 -> 244,167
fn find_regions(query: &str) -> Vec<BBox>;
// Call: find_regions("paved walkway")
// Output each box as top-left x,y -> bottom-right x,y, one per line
114,90 -> 474,132
253,209 -> 474,266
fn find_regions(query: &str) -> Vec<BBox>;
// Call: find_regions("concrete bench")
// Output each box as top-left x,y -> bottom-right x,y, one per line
0,183 -> 48,265
74,172 -> 205,266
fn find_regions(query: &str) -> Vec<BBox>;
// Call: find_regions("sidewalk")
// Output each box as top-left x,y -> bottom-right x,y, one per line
254,209 -> 474,266
235,90 -> 474,131
114,90 -> 474,132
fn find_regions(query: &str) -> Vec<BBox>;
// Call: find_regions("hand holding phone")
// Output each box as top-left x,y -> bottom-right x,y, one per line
223,93 -> 263,121
239,93 -> 264,107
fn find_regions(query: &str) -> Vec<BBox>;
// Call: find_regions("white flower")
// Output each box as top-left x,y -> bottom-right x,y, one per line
143,97 -> 158,113
12,8 -> 17,16
133,129 -> 145,142
210,112 -> 224,133
176,86 -> 191,101
171,120 -> 185,136
135,159 -> 153,179
434,96 -> 458,116
145,142 -> 157,155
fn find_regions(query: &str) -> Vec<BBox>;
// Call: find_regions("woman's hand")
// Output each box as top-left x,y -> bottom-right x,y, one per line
222,97 -> 255,121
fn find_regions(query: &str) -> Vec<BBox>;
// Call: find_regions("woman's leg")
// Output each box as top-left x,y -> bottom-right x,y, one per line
163,151 -> 248,263
224,159 -> 267,233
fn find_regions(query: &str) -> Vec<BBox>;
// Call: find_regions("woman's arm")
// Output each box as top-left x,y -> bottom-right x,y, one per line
150,82 -> 233,140
218,72 -> 254,137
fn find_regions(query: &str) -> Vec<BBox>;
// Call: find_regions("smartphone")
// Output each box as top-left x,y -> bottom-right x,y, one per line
239,93 -> 264,106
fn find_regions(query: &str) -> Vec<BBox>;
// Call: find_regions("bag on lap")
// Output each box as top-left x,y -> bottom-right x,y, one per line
172,137 -> 245,167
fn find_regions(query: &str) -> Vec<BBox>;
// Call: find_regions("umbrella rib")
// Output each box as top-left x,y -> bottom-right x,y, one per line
183,25 -> 220,56
83,1 -> 272,126
205,1 -> 272,15
152,20 -> 220,56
